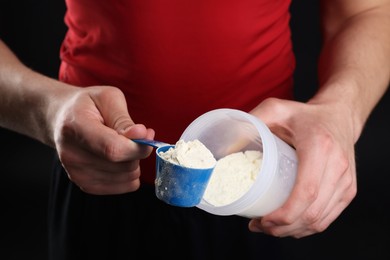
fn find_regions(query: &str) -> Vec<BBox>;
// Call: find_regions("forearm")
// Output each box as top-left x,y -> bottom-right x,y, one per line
0,40 -> 72,146
310,2 -> 390,142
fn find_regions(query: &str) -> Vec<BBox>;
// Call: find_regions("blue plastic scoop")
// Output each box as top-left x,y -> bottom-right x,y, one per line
132,138 -> 171,149
132,139 -> 215,207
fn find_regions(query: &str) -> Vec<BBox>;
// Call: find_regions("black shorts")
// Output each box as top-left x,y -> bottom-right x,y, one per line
48,156 -> 283,260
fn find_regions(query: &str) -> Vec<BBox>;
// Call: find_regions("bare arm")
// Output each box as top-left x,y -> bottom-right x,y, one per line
315,0 -> 390,139
0,39 -> 70,145
0,40 -> 155,194
249,0 -> 390,237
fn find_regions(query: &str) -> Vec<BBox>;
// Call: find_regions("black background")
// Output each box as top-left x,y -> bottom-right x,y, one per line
1,1 -> 389,259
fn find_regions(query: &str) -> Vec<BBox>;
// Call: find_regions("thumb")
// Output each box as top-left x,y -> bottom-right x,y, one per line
87,86 -> 154,158
90,86 -> 153,141
90,86 -> 135,132
250,97 -> 290,125
250,97 -> 295,144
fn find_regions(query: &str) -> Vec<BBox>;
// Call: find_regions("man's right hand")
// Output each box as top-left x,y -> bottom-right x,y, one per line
50,85 -> 155,195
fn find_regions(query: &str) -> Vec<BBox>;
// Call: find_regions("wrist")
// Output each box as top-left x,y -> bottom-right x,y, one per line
307,82 -> 364,143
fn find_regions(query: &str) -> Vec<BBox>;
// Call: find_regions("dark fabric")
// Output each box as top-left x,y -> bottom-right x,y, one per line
48,155 -> 283,260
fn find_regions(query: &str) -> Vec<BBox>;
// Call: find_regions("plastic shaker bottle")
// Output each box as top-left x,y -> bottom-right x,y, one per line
180,108 -> 298,218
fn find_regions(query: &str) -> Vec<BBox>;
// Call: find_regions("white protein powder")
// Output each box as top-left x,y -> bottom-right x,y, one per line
203,150 -> 262,206
159,139 -> 217,169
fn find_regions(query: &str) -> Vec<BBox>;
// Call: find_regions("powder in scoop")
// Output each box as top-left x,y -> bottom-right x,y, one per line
159,139 -> 216,169
203,150 -> 262,206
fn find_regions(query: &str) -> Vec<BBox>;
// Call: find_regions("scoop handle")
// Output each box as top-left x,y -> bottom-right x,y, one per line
132,138 -> 171,149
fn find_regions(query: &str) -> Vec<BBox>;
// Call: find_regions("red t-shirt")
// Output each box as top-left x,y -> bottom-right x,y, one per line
59,0 -> 295,185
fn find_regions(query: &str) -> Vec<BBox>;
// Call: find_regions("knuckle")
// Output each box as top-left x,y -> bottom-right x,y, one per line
299,184 -> 319,204
303,208 -> 322,224
276,213 -> 295,226
311,126 -> 334,151
55,117 -> 77,144
125,165 -> 141,180
261,97 -> 289,114
337,153 -> 350,173
348,184 -> 357,199
343,183 -> 357,204
127,179 -> 141,192
309,221 -> 328,234
103,142 -> 125,162
281,216 -> 295,226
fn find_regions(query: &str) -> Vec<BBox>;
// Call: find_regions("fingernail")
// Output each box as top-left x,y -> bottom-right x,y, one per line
249,220 -> 263,232
251,225 -> 263,233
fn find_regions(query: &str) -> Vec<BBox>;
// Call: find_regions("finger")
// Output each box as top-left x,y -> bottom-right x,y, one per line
70,118 -> 142,162
61,147 -> 142,195
250,98 -> 292,123
88,87 -> 155,159
69,165 -> 141,186
78,170 -> 141,195
90,87 -> 136,132
283,149 -> 347,233
120,124 -> 156,146
62,110 -> 150,162
299,156 -> 356,237
60,144 -> 139,176
261,134 -> 330,227
288,148 -> 356,237
284,196 -> 350,238
255,147 -> 355,238
250,98 -> 296,143
298,147 -> 352,225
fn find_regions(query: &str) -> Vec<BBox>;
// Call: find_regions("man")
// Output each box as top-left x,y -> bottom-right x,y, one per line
1,0 -> 389,259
